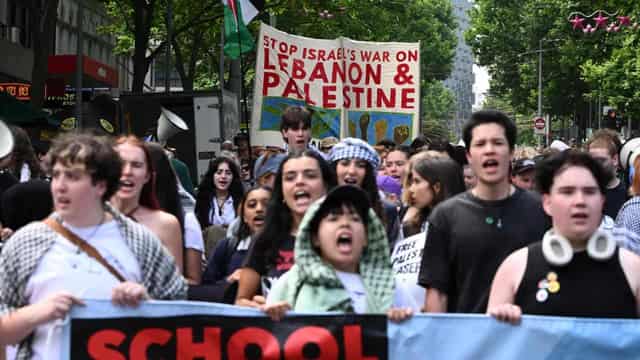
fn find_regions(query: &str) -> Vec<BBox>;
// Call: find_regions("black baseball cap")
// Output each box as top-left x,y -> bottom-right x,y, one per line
310,185 -> 371,229
512,158 -> 536,175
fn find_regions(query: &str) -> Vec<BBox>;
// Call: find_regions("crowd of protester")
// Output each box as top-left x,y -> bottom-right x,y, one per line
2,106 -> 640,358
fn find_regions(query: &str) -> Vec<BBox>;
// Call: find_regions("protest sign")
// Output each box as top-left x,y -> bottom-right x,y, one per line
62,300 -> 640,359
390,230 -> 427,306
252,23 -> 420,146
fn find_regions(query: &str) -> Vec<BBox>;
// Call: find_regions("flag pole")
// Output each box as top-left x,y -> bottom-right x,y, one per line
235,13 -> 251,162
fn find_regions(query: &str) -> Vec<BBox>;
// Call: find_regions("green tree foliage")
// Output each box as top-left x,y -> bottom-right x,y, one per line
467,0 -> 639,140
421,80 -> 455,141
272,0 -> 457,85
100,0 -> 457,95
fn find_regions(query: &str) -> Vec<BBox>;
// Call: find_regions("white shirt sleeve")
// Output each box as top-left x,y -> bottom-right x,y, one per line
184,211 -> 205,251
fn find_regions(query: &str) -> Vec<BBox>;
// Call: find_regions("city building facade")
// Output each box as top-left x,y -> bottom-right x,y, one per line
443,0 -> 475,138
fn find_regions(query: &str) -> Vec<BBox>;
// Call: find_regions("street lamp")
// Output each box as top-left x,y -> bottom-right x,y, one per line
519,38 -> 561,146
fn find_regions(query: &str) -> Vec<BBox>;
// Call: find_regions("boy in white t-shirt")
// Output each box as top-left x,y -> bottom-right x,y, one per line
263,185 -> 413,321
0,133 -> 186,359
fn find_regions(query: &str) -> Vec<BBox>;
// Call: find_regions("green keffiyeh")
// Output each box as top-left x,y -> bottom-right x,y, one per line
289,199 -> 395,313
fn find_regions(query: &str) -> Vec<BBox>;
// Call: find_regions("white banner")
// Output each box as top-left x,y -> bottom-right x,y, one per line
252,23 -> 421,147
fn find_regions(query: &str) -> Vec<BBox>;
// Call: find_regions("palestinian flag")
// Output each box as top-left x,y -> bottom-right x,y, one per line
222,0 -> 263,59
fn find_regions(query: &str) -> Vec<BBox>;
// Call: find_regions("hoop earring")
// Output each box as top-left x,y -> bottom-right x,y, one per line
542,230 -> 573,266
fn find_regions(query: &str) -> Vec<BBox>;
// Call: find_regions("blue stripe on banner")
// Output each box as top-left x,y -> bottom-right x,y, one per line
61,300 -> 640,359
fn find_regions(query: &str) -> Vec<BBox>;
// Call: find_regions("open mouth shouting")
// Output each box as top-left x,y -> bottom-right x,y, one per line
342,176 -> 359,185
482,159 -> 500,173
336,232 -> 354,254
119,179 -> 135,190
293,189 -> 312,207
252,214 -> 265,228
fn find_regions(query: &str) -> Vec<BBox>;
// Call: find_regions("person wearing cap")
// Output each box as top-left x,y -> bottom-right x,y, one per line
253,151 -> 287,189
329,137 -> 400,244
511,158 -> 536,191
221,140 -> 234,152
262,185 -> 414,321
319,136 -> 339,154
488,150 -> 640,324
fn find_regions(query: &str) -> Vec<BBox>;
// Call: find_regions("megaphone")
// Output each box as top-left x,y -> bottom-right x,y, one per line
157,106 -> 188,145
619,137 -> 640,171
0,118 -> 14,159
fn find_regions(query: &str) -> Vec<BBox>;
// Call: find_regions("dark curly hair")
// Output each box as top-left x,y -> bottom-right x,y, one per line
536,149 -> 610,195
195,156 -> 245,227
47,132 -> 122,202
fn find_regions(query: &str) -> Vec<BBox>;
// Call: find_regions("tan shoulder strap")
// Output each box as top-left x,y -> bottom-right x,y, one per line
43,218 -> 126,283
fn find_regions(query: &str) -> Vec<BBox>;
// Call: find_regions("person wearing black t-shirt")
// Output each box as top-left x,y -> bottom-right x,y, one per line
587,129 -> 628,219
419,110 -> 549,314
236,150 -> 336,307
488,151 -> 640,323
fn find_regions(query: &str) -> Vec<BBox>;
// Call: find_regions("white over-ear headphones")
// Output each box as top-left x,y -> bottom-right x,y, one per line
541,229 -> 616,266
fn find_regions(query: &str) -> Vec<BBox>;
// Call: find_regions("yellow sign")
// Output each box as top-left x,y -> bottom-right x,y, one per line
99,118 -> 115,133
60,117 -> 76,131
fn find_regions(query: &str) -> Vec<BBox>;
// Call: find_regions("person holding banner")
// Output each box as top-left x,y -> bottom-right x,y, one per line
488,150 -> 640,323
392,156 -> 465,309
262,185 -> 413,321
199,186 -> 272,302
419,110 -> 548,314
236,150 -> 336,307
0,133 -> 186,358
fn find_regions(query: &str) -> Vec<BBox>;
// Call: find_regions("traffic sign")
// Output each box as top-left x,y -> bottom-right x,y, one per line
534,117 -> 545,135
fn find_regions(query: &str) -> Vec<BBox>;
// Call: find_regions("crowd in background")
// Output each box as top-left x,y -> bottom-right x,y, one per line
2,106 -> 640,358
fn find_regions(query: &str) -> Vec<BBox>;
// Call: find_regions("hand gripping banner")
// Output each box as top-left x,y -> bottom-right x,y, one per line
62,300 -> 640,359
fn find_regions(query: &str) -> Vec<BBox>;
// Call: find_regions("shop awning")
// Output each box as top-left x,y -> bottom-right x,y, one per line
0,91 -> 59,126
48,55 -> 119,88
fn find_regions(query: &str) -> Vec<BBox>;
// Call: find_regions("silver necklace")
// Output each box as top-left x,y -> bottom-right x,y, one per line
67,211 -> 106,250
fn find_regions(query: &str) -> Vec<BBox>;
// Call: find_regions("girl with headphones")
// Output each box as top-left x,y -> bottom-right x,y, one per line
487,150 -> 640,323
